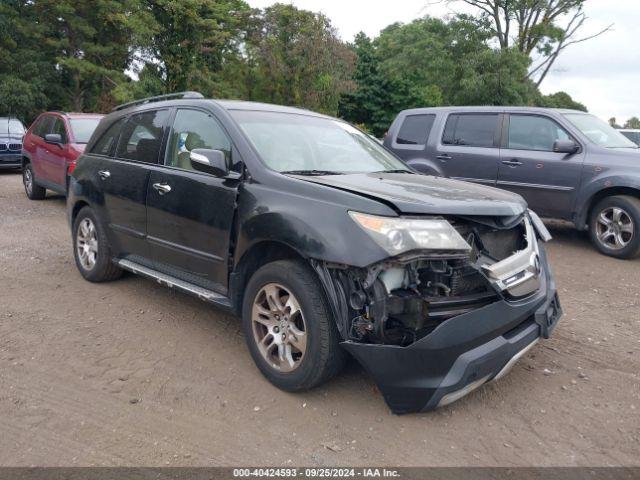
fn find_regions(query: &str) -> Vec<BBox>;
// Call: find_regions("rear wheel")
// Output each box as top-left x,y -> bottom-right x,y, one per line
72,206 -> 123,282
242,259 -> 347,391
23,163 -> 46,200
589,195 -> 640,259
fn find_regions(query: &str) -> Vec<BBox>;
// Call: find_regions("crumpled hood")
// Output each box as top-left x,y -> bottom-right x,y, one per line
291,172 -> 527,217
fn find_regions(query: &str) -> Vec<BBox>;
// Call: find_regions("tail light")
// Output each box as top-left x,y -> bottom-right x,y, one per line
67,161 -> 76,175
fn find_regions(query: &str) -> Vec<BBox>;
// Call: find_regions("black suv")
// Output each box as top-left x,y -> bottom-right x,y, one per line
385,107 -> 640,259
68,93 -> 562,414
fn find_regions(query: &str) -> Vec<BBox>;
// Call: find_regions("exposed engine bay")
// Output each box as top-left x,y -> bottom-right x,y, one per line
313,213 -> 544,347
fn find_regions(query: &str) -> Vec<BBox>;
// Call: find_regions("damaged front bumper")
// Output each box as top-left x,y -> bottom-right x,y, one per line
341,244 -> 561,414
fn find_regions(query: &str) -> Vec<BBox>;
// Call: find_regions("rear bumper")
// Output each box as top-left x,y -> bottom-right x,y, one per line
0,153 -> 21,168
341,244 -> 561,414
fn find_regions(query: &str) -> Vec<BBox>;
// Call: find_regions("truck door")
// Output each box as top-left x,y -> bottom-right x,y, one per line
497,114 -> 584,219
146,108 -> 239,294
434,112 -> 501,186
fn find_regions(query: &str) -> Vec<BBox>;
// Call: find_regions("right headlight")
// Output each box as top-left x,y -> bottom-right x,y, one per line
349,211 -> 471,256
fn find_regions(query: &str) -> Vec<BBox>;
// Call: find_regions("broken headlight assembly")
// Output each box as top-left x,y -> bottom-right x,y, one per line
348,211 -> 472,255
316,212 -> 546,348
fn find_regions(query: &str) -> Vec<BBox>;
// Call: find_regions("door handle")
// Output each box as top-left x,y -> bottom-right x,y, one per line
501,159 -> 523,167
436,154 -> 452,162
97,170 -> 111,180
153,183 -> 172,195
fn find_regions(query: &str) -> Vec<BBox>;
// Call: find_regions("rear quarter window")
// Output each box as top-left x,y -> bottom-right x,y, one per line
89,118 -> 124,157
395,114 -> 436,146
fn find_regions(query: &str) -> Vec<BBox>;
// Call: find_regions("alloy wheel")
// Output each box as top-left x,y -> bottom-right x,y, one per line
596,207 -> 634,250
76,218 -> 99,270
24,168 -> 33,196
251,283 -> 307,373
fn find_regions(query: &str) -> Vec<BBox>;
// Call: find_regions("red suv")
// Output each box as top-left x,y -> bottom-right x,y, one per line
22,112 -> 103,199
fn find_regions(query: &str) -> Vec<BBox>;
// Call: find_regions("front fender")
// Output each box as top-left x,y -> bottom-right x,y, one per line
574,175 -> 640,228
234,182 -> 394,268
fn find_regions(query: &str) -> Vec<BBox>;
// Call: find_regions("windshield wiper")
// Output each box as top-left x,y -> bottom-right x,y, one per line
281,170 -> 344,176
374,169 -> 413,174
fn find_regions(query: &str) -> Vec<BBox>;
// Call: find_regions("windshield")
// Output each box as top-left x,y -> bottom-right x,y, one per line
230,111 -> 408,174
69,118 -> 102,143
1,118 -> 26,135
564,113 -> 638,149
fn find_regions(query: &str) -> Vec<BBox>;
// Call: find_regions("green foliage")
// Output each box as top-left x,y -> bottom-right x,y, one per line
245,3 -> 355,115
340,16 -> 548,136
140,0 -> 252,97
624,117 -> 640,129
0,1 -> 52,122
536,91 -> 588,111
0,0 -> 590,132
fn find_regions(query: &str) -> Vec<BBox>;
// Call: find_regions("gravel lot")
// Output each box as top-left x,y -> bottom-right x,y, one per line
0,170 -> 639,467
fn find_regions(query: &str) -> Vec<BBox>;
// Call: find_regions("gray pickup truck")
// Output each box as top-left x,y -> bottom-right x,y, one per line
384,107 -> 640,259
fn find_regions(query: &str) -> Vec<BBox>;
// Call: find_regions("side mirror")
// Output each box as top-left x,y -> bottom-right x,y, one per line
190,148 -> 228,177
553,139 -> 579,154
44,133 -> 63,145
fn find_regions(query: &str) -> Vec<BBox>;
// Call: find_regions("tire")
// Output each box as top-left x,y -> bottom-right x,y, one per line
23,163 -> 46,200
241,259 -> 347,391
72,206 -> 123,282
589,195 -> 640,259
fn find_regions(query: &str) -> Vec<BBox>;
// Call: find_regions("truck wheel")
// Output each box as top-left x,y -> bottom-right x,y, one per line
23,163 -> 46,200
72,206 -> 123,282
242,259 -> 347,391
589,195 -> 640,259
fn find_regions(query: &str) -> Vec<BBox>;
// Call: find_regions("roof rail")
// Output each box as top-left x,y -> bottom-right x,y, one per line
111,91 -> 205,112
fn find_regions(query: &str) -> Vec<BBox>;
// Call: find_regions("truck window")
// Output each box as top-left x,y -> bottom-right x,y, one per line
442,113 -> 499,148
508,115 -> 570,151
165,109 -> 232,171
90,118 -> 125,157
396,114 -> 435,145
116,110 -> 169,164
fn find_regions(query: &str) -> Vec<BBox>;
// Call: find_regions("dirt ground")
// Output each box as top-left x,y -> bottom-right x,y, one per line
0,170 -> 639,467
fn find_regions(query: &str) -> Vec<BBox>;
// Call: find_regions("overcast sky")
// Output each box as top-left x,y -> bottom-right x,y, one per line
248,0 -> 640,123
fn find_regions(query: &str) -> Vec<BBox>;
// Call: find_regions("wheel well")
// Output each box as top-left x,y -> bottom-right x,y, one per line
22,156 -> 30,168
230,241 -> 306,314
71,201 -> 89,225
583,187 -> 640,229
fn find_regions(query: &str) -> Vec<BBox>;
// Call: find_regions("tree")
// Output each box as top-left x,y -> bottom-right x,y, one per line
537,91 -> 587,111
624,117 -> 640,129
31,0 -> 154,112
139,0 -> 252,97
246,3 -> 355,116
0,1 -> 52,122
448,0 -> 611,86
340,15 -> 536,134
338,33 -> 392,136
609,118 -> 621,129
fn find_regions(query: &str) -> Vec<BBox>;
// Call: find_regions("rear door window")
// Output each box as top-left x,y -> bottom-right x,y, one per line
396,114 -> 436,145
442,113 -> 500,147
90,118 -> 125,156
116,110 -> 169,164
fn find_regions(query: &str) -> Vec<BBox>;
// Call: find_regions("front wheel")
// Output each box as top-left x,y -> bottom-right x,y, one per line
241,260 -> 347,391
589,195 -> 640,259
23,163 -> 46,200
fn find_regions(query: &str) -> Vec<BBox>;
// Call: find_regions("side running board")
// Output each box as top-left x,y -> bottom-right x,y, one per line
116,258 -> 233,310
